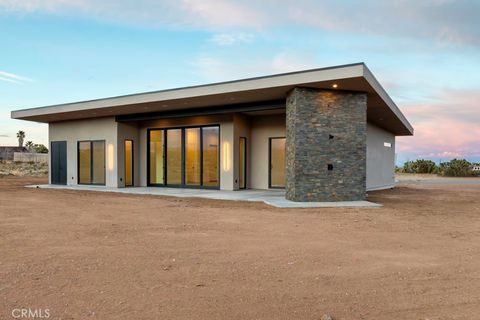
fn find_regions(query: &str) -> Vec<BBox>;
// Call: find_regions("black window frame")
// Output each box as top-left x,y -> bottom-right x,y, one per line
147,125 -> 221,190
77,140 -> 106,186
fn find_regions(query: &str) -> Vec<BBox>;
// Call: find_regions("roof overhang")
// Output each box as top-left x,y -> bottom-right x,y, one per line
11,63 -> 413,136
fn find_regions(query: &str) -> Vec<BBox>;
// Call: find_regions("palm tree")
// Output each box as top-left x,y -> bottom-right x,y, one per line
25,141 -> 34,152
16,131 -> 25,147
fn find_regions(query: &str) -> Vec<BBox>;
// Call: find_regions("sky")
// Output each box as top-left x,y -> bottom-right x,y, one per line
0,0 -> 479,165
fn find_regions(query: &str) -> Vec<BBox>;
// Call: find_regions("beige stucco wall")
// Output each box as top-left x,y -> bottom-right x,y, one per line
117,122 -> 140,187
250,114 -> 286,190
137,114 -> 235,190
233,114 -> 251,190
48,117 -> 118,187
366,123 -> 396,191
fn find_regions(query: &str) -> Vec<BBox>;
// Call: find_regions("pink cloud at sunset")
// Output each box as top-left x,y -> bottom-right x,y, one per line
397,89 -> 480,162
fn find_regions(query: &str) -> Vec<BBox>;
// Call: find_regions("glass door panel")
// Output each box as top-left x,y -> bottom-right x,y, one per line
92,141 -> 105,185
185,128 -> 201,185
78,141 -> 91,184
202,127 -> 219,187
270,138 -> 285,188
149,130 -> 164,185
166,129 -> 182,185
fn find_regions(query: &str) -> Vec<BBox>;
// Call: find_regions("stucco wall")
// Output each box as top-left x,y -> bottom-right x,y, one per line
48,117 -> 118,187
366,123 -> 396,191
250,114 -> 286,190
233,114 -> 251,190
117,122 -> 140,187
137,114 -> 235,190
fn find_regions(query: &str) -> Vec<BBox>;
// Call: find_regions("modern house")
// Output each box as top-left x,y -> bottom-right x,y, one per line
11,63 -> 413,202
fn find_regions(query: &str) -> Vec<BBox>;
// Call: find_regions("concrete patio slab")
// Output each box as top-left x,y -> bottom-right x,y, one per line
26,184 -> 382,208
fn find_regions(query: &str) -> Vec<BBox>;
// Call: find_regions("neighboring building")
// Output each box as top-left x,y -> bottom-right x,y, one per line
471,165 -> 480,172
0,146 -> 28,160
11,63 -> 413,202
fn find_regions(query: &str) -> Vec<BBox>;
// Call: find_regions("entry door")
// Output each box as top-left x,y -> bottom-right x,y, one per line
124,140 -> 133,187
269,138 -> 285,188
51,141 -> 67,185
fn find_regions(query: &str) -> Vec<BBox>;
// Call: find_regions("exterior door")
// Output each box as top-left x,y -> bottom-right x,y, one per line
51,141 -> 67,185
124,140 -> 133,187
269,137 -> 286,188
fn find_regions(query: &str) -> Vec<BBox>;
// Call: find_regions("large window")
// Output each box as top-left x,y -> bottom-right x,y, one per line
148,126 -> 220,188
78,140 -> 105,185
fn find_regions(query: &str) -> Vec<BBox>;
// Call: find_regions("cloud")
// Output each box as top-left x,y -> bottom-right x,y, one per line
209,33 -> 254,46
0,70 -> 33,84
397,88 -> 480,161
191,51 -> 317,81
0,134 -> 9,137
1,0 -> 478,47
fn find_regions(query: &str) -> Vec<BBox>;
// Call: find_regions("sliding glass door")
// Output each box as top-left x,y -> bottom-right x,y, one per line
148,126 -> 220,188
78,140 -> 105,185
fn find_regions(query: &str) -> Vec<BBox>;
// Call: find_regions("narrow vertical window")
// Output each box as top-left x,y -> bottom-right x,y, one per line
269,138 -> 286,188
239,137 -> 246,189
125,140 -> 133,187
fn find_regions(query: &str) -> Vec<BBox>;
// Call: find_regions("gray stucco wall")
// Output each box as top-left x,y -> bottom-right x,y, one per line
366,123 -> 396,191
286,88 -> 367,201
49,117 -> 118,187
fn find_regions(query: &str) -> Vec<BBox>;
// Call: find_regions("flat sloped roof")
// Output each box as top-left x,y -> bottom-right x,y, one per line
11,63 -> 413,135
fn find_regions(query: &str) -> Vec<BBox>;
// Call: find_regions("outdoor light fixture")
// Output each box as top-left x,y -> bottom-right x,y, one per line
332,83 -> 338,88
107,144 -> 114,171
222,141 -> 231,172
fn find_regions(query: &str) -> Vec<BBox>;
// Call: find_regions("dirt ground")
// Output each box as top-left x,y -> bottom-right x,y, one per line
1,176 -> 480,320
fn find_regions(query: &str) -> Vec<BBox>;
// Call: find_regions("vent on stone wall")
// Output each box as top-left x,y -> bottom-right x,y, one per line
327,164 -> 333,171
329,134 -> 334,140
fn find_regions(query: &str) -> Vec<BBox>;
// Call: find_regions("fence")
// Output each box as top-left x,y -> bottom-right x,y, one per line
13,152 -> 48,163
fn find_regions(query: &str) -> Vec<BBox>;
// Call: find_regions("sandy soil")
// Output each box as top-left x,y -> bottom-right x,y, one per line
1,176 -> 480,320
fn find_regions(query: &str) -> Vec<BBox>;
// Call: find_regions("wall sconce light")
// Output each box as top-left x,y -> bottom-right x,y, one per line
107,144 -> 114,171
222,141 -> 231,172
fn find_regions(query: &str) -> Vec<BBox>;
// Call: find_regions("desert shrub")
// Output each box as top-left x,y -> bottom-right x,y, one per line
439,159 -> 474,177
401,159 -> 437,174
33,144 -> 48,153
